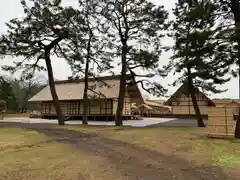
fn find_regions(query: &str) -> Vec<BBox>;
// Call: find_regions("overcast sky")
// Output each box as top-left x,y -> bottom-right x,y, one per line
0,0 -> 238,100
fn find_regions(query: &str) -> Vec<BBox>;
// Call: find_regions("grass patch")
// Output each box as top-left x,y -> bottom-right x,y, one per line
213,146 -> 240,168
64,125 -> 240,168
0,128 -> 48,150
0,127 -> 127,180
0,124 -> 239,180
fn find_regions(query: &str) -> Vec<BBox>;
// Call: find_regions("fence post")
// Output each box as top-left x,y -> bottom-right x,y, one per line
235,107 -> 240,138
225,107 -> 228,136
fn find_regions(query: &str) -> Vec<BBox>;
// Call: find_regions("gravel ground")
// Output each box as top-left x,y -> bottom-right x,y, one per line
1,117 -> 207,127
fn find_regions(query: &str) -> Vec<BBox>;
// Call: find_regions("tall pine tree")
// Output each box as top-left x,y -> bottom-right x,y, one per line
219,0 -> 240,138
211,0 -> 240,137
0,0 -> 85,125
167,0 -> 231,127
99,0 -> 168,126
64,0 -> 114,125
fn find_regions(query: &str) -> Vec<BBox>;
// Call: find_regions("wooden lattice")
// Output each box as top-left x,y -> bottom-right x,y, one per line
208,107 -> 236,138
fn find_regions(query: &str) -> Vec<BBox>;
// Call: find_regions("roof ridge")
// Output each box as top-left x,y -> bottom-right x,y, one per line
55,74 -> 133,85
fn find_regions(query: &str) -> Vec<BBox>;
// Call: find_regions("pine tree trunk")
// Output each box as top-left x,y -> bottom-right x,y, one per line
231,0 -> 240,138
115,43 -> 127,126
45,50 -> 65,125
82,74 -> 89,125
187,68 -> 205,127
115,73 -> 126,126
82,82 -> 89,125
189,87 -> 205,127
236,34 -> 240,138
82,58 -> 89,125
82,1 -> 94,125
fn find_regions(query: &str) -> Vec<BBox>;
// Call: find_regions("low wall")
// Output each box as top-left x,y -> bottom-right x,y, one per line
143,114 -> 208,119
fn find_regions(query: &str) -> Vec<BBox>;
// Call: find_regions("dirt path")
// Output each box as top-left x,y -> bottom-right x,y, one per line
0,123 -> 235,180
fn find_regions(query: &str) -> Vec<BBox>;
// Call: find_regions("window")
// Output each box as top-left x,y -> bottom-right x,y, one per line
100,99 -> 112,115
106,100 -> 113,114
79,101 -> 83,114
42,103 -> 51,114
67,101 -> 79,115
72,102 -> 79,114
89,99 -> 101,115
123,100 -> 131,115
67,102 -> 71,114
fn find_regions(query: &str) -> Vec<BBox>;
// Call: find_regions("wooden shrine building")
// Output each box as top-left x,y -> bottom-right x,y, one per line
164,83 -> 215,116
28,75 -> 144,120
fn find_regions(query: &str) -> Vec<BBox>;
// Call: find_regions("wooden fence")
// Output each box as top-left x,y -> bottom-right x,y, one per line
208,107 -> 236,138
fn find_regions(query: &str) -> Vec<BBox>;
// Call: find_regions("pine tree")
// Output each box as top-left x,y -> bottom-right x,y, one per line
167,0 -> 232,127
217,0 -> 240,137
231,0 -> 240,138
0,0 -> 84,125
209,0 -> 240,137
219,0 -> 240,94
64,0 -> 114,125
99,0 -> 168,126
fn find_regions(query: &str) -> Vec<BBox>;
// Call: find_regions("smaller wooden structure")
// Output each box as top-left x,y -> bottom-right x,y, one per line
137,103 -> 153,117
164,82 -> 215,115
144,100 -> 171,114
208,107 -> 236,138
131,100 -> 171,116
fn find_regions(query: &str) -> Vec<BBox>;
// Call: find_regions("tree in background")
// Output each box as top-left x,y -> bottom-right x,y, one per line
0,75 -> 43,113
0,0 -> 84,125
11,77 -> 45,113
0,76 -> 17,112
100,0 -> 168,126
167,0 -> 232,127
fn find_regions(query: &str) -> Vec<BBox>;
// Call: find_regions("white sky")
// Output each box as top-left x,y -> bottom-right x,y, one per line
0,0 -> 238,100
